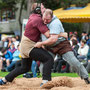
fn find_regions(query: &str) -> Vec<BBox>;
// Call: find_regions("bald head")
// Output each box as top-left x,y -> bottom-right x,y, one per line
44,9 -> 53,18
43,9 -> 53,24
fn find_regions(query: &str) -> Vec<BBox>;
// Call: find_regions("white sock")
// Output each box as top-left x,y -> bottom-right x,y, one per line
42,80 -> 48,84
2,78 -> 7,82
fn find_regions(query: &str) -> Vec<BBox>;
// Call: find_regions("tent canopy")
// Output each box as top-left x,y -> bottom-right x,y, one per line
53,3 -> 90,23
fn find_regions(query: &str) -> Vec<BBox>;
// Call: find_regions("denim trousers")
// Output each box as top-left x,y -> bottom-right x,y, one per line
6,61 -> 16,71
31,60 -> 37,77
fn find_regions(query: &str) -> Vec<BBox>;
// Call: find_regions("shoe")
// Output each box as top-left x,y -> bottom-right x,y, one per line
40,83 -> 44,87
0,79 -> 6,85
52,69 -> 57,73
23,73 -> 33,78
23,74 -> 26,77
40,80 -> 48,87
84,78 -> 90,84
1,68 -> 6,72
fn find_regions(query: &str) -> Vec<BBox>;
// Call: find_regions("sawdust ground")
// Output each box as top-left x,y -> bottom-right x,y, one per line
0,76 -> 90,90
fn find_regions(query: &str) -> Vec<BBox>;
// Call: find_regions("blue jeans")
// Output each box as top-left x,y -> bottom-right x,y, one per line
77,55 -> 87,62
6,61 -> 16,71
31,60 -> 37,77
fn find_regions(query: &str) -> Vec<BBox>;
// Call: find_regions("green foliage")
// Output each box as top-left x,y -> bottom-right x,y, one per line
60,0 -> 89,9
38,0 -> 61,10
72,0 -> 89,7
0,71 -> 9,77
1,71 -> 90,78
52,73 -> 79,77
0,71 -> 90,79
37,0 -> 90,10
0,0 -> 19,9
62,22 -> 83,38
0,71 -> 23,78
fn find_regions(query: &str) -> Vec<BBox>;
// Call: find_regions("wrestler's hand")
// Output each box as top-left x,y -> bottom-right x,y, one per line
63,32 -> 68,39
34,42 -> 43,48
59,32 -> 68,39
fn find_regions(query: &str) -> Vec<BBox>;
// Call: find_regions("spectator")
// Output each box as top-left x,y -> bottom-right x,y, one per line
7,37 -> 12,49
1,37 -> 8,50
8,43 -> 16,54
31,60 -> 37,77
72,39 -> 79,57
77,39 -> 89,61
68,32 -> 73,40
86,47 -> 90,73
0,40 -> 4,51
0,49 -> 13,70
12,37 -> 19,49
86,35 -> 90,46
81,31 -> 88,40
15,35 -> 20,42
69,34 -> 78,46
52,55 -> 61,73
56,58 -> 70,73
74,31 -> 80,42
5,45 -> 21,72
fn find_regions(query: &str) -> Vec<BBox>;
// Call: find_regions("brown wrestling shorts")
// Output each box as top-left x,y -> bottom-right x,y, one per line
46,40 -> 72,56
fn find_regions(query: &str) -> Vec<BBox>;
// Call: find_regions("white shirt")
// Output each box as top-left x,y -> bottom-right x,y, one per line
78,44 -> 89,56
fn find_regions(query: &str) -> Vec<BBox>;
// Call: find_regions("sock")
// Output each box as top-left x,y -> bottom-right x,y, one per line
42,80 -> 48,84
2,78 -> 7,83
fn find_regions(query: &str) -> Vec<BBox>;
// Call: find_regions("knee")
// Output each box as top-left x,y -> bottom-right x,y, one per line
6,60 -> 10,63
21,66 -> 30,73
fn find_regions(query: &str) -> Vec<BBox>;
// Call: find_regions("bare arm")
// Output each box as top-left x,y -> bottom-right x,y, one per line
44,30 -> 50,38
58,32 -> 68,39
34,32 -> 68,48
34,34 -> 58,48
41,34 -> 58,46
44,31 -> 68,39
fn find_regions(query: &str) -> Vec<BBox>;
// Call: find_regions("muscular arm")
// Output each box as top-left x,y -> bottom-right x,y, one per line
35,32 -> 68,48
41,34 -> 58,46
44,31 -> 68,39
44,30 -> 50,38
58,32 -> 68,39
34,34 -> 58,48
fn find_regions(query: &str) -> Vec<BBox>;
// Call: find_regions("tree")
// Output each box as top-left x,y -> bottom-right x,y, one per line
0,0 -> 35,38
18,0 -> 26,38
38,0 -> 90,10
0,0 -> 18,9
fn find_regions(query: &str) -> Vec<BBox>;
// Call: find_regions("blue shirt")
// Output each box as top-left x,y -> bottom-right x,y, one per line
4,50 -> 13,60
87,39 -> 90,46
12,50 -> 20,61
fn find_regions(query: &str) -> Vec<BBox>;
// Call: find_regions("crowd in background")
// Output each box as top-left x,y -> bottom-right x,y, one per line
0,35 -> 38,78
0,35 -> 20,72
52,31 -> 90,73
0,31 -> 89,78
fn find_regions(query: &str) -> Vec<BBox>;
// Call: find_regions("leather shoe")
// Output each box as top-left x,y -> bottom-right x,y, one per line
84,78 -> 90,84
